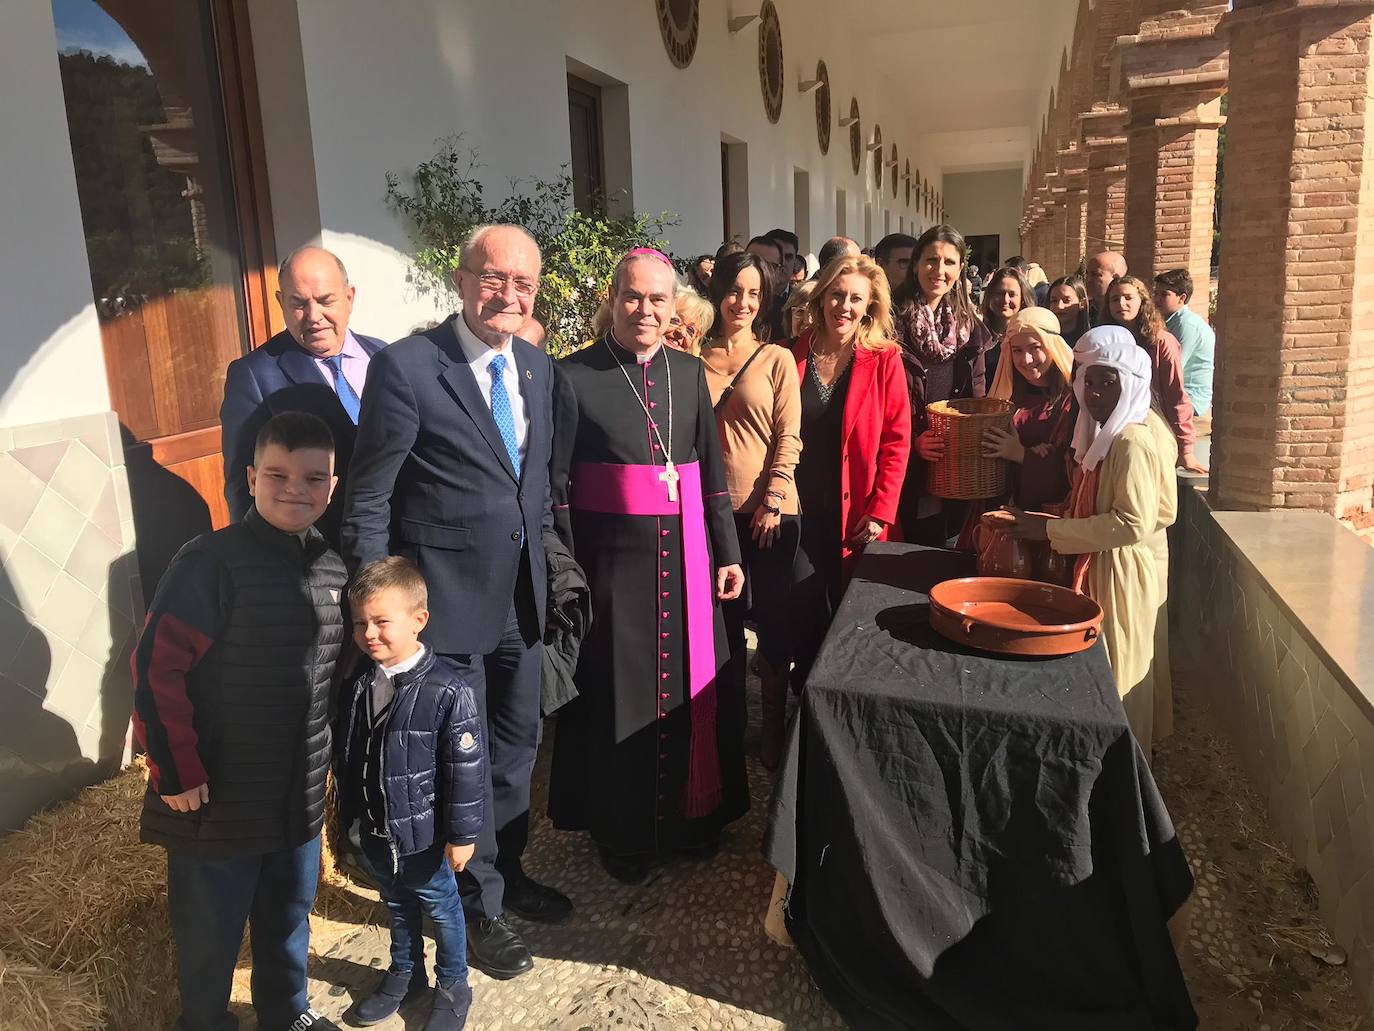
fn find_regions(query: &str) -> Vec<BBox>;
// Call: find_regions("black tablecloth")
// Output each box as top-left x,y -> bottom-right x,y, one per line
764,543 -> 1195,1030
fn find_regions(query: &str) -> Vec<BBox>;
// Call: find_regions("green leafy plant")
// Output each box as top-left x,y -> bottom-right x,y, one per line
386,137 -> 678,357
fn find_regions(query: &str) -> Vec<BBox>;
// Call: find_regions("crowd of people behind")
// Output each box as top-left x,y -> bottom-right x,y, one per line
126,215 -> 1217,1031
659,225 -> 1213,756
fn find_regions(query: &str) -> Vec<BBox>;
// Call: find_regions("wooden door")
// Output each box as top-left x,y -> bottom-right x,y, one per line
53,0 -> 278,592
567,74 -> 605,216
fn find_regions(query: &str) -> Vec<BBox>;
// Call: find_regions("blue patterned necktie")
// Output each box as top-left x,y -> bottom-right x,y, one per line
324,354 -> 361,424
488,353 -> 521,477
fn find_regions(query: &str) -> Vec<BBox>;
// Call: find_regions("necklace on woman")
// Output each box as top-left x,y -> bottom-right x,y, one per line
606,337 -> 677,500
808,339 -> 853,405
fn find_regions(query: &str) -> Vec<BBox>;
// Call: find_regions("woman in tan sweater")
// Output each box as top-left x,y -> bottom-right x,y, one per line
701,252 -> 802,769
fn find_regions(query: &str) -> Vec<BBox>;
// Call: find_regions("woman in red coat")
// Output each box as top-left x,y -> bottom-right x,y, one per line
788,254 -> 911,686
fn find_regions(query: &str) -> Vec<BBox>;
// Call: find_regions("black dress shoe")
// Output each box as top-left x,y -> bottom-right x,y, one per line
503,870 -> 573,924
465,914 -> 533,980
598,846 -> 650,885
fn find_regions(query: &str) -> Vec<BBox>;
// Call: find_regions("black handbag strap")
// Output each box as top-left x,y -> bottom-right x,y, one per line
713,345 -> 767,413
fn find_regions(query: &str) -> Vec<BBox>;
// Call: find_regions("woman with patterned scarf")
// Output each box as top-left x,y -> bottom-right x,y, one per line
1006,327 -> 1178,753
891,224 -> 994,544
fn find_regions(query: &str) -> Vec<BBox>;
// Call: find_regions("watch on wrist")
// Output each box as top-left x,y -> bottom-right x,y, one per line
761,503 -> 782,516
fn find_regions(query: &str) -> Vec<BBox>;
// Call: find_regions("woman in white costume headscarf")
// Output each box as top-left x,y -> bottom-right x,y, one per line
1009,326 -> 1177,753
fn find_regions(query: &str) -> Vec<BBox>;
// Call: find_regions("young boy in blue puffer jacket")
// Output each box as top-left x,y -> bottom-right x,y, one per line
334,557 -> 485,1030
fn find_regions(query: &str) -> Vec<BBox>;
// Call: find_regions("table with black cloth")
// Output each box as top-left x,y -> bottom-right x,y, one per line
763,542 -> 1195,1031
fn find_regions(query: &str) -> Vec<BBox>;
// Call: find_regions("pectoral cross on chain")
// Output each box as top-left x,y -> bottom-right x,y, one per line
659,460 -> 680,503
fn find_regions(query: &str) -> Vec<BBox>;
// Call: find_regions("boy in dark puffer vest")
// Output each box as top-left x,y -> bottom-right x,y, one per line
334,557 -> 485,1030
132,411 -> 347,1031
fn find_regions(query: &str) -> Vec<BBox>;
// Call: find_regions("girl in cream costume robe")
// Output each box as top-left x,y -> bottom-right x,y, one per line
1042,329 -> 1177,754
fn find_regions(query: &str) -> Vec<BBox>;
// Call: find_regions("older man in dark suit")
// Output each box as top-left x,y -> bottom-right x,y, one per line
220,246 -> 385,546
341,224 -> 569,981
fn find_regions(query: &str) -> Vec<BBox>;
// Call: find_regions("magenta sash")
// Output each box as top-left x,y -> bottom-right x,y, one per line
570,460 -> 722,816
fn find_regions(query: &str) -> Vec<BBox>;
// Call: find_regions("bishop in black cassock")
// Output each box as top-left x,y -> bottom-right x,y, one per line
550,250 -> 747,882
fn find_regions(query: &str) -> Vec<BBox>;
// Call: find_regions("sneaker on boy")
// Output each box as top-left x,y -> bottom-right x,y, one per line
334,557 -> 484,1031
132,412 -> 347,1031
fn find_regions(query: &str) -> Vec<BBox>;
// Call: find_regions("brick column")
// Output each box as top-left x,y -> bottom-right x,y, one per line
1042,192 -> 1067,280
1026,202 -> 1049,266
1060,145 -> 1090,274
1027,214 -> 1045,268
1115,6 -> 1228,293
1082,109 -> 1128,253
1155,103 -> 1223,317
1211,0 -> 1374,525
1123,93 -> 1225,305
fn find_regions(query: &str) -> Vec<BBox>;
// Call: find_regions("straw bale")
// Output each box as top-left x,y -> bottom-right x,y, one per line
0,758 -> 178,1030
0,952 -> 103,1031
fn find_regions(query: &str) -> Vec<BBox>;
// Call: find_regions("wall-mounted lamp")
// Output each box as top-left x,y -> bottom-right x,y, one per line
866,141 -> 884,152
798,78 -> 821,93
728,12 -> 760,32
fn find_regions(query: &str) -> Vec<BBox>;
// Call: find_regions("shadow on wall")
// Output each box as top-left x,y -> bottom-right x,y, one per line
120,424 -> 212,594
0,548 -> 142,832
0,416 -> 214,833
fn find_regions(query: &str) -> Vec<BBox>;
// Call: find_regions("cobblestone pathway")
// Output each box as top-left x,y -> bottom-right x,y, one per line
235,655 -> 1366,1030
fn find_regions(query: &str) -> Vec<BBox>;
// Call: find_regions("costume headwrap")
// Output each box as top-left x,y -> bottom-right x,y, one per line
987,307 -> 1074,402
1069,326 -> 1153,473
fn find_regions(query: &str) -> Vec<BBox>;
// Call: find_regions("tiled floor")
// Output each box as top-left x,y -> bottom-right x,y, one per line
233,653 -> 1366,1030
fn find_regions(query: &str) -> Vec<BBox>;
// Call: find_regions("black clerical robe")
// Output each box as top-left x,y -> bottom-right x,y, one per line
550,337 -> 747,856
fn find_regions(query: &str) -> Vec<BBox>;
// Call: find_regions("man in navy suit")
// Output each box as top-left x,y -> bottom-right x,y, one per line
342,224 -> 570,981
220,246 -> 386,547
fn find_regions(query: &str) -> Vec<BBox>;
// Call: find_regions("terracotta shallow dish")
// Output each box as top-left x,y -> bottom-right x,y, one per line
927,576 -> 1104,657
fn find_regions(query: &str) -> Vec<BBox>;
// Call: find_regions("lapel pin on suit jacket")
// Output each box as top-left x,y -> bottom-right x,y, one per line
525,369 -> 533,380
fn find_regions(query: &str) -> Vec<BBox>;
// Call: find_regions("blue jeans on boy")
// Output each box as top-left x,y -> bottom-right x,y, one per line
166,836 -> 321,1031
361,835 -> 470,986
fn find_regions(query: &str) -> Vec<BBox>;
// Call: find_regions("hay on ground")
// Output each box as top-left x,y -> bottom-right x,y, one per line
0,758 -> 177,1031
0,951 -> 104,1031
1,758 -> 380,1028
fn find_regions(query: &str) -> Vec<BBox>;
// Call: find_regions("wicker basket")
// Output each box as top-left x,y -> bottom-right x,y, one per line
926,397 -> 1014,500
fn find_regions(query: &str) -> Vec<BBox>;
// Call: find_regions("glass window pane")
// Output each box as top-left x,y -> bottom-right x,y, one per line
53,0 -> 249,442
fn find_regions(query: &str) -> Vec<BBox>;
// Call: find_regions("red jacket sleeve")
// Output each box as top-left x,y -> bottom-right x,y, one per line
1153,330 -> 1195,462
130,548 -> 227,794
867,347 -> 913,526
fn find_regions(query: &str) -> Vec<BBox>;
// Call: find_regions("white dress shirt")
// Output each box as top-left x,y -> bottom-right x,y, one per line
452,314 -> 529,461
312,330 -> 371,397
370,643 -> 429,718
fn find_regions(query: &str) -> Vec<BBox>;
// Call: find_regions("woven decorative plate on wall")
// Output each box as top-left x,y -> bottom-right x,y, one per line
815,60 -> 831,154
656,0 -> 699,69
890,144 -> 898,199
871,124 -> 882,191
758,0 -> 784,123
905,160 -> 911,207
849,99 -> 861,175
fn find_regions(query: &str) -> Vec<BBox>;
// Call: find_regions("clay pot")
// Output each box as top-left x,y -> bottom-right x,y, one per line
973,511 -> 1034,580
1024,511 -> 1074,587
928,576 -> 1104,657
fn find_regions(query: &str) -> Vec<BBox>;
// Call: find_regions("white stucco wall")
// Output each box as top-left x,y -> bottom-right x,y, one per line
251,0 -> 943,341
0,1 -> 109,429
943,168 -> 1025,265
